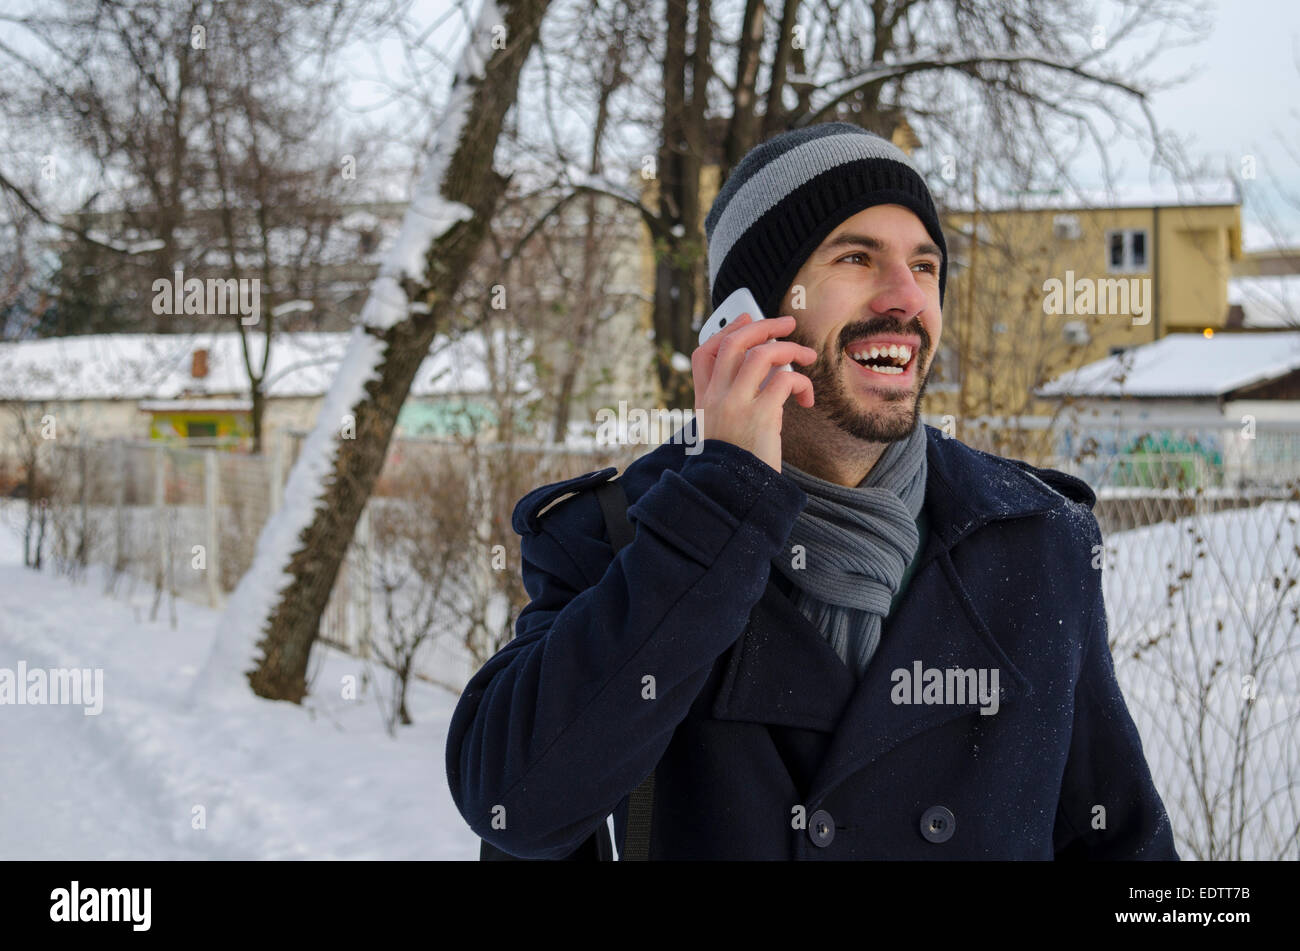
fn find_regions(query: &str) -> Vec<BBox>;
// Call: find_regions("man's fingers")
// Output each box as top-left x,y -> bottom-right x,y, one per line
733,339 -> 816,393
691,312 -> 753,398
756,365 -> 814,412
712,315 -> 797,389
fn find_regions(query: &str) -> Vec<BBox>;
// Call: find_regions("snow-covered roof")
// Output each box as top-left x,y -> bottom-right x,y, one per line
1035,331 -> 1300,399
942,180 -> 1239,214
0,331 -> 513,402
1228,275 -> 1300,329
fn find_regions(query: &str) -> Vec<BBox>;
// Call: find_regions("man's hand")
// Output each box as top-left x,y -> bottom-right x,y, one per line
691,313 -> 816,472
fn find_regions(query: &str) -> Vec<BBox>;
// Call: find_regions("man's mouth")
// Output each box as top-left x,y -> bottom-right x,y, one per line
844,337 -> 920,381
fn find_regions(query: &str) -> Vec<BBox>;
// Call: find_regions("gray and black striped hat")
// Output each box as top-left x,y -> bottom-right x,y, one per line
704,122 -> 947,324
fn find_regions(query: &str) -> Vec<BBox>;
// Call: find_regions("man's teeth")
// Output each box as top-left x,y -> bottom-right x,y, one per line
848,343 -> 912,373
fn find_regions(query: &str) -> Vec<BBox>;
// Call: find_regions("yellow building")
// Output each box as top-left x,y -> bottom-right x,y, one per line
635,124 -> 1245,467
936,183 -> 1243,440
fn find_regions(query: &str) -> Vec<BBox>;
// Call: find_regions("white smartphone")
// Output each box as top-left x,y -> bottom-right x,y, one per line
697,287 -> 792,386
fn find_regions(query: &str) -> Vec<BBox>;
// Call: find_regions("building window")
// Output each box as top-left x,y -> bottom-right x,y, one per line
1053,214 -> 1082,240
1106,228 -> 1148,273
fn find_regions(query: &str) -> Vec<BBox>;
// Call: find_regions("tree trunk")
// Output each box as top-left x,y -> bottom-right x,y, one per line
652,0 -> 710,411
195,0 -> 553,704
397,659 -> 412,727
720,0 -> 766,184
761,0 -> 802,138
549,15 -> 627,444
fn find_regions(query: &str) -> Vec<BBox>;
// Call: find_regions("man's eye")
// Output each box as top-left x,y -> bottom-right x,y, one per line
841,252 -> 869,265
913,261 -> 938,274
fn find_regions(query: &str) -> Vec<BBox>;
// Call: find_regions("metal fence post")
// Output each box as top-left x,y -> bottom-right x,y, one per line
153,444 -> 166,590
466,447 -> 495,663
204,449 -> 221,608
109,441 -> 126,592
269,433 -> 284,515
78,442 -> 89,569
355,503 -> 372,659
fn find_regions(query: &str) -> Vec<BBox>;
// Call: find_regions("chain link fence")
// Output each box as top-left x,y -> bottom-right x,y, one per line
949,413 -> 1300,859
22,414 -> 1300,859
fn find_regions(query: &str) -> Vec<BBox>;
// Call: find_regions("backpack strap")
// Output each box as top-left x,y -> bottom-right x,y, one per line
593,479 -> 655,862
594,478 -> 635,550
477,475 -> 654,862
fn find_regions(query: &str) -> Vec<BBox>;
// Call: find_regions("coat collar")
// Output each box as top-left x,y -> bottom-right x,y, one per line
630,419 -> 1068,805
912,423 -> 1065,568
631,418 -> 1066,555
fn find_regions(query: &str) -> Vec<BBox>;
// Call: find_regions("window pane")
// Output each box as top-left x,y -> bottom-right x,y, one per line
1130,230 -> 1146,268
1109,232 -> 1125,268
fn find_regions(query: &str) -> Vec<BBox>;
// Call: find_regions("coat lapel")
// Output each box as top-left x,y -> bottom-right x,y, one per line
803,549 -> 1032,805
710,577 -> 857,733
700,425 -> 1067,804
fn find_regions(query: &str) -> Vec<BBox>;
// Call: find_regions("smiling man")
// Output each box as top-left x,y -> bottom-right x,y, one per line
779,204 -> 941,455
447,122 -> 1178,861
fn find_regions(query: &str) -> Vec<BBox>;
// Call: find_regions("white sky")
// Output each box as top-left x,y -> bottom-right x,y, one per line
1094,0 -> 1300,244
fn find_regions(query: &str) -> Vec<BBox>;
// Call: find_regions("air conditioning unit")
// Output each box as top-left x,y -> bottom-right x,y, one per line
1063,320 -> 1090,346
1053,214 -> 1082,240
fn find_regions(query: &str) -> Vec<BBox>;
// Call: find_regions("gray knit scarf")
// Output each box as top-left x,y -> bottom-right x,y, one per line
772,421 -> 928,678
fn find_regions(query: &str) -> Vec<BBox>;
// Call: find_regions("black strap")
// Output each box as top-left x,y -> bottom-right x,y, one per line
594,478 -> 635,549
593,479 -> 655,861
477,476 -> 654,862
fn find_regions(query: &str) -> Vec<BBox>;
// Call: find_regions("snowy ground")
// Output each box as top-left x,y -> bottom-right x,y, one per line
0,501 -> 480,860
1103,500 -> 1300,860
3,496 -> 1295,860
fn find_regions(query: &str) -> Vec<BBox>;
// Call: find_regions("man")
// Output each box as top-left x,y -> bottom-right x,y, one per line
446,122 -> 1178,860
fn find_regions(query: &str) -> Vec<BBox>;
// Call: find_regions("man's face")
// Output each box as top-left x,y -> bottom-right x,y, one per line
778,203 -> 943,444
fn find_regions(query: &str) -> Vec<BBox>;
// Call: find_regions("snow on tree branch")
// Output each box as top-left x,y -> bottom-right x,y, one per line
188,0 -> 508,708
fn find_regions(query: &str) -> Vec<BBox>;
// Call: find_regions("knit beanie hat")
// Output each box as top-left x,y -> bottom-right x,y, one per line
704,122 -> 947,326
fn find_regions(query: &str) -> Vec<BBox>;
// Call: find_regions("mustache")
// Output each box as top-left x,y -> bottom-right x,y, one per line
838,316 -> 929,351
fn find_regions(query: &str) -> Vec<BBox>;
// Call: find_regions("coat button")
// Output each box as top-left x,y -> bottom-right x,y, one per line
808,809 -> 835,847
920,806 -> 955,843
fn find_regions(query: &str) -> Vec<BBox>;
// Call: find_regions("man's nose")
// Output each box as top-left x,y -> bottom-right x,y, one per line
869,259 -> 927,317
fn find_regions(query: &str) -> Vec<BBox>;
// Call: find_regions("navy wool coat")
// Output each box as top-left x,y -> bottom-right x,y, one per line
446,423 -> 1178,860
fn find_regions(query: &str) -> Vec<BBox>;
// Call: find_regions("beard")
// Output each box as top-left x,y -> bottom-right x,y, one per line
786,315 -> 933,444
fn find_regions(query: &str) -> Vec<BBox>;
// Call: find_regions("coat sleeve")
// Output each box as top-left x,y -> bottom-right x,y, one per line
1053,513 -> 1180,860
445,439 -> 807,859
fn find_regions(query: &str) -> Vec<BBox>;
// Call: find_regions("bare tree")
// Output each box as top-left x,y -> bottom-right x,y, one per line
521,0 -> 1209,409
0,182 -> 51,339
1,400 -> 56,568
1112,495 -> 1300,859
0,0 -> 383,450
192,0 -> 554,704
369,456 -> 471,732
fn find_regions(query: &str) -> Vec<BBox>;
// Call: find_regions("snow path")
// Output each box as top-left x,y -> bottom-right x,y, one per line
0,506 -> 480,860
